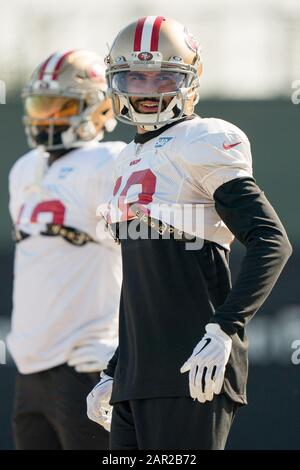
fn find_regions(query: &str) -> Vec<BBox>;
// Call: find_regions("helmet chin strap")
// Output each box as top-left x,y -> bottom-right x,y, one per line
124,95 -> 183,131
134,108 -> 174,131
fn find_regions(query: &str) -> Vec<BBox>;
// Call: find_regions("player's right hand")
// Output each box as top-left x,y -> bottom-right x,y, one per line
86,373 -> 113,432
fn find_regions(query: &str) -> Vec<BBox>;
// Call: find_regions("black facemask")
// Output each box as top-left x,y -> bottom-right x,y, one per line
33,126 -> 69,148
30,126 -> 74,165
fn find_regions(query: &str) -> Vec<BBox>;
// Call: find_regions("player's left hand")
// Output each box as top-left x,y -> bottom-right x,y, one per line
86,373 -> 113,431
67,339 -> 113,373
180,323 -> 232,403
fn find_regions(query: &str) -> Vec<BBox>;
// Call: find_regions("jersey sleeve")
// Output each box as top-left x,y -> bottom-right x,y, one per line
8,158 -> 23,223
181,123 -> 253,198
8,150 -> 37,224
86,143 -> 126,246
211,177 -> 292,335
87,142 -> 126,213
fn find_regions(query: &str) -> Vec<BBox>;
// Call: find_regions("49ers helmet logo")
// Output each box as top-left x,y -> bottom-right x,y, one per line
137,52 -> 153,61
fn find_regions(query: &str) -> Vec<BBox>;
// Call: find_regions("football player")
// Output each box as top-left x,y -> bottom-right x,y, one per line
87,17 -> 292,450
7,50 -> 125,450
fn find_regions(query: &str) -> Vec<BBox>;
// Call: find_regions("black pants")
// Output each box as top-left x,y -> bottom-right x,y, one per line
13,364 -> 109,450
110,394 -> 238,450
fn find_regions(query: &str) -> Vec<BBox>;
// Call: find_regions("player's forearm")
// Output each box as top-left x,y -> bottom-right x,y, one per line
103,346 -> 119,377
211,177 -> 292,336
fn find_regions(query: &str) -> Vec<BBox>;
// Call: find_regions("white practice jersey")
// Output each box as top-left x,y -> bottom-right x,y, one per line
108,116 -> 253,249
7,141 -> 125,374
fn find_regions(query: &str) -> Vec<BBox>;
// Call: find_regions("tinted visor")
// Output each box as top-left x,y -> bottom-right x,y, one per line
24,96 -> 80,125
112,71 -> 186,94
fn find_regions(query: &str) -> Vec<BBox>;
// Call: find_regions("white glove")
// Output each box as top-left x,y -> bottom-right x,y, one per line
180,323 -> 232,403
67,339 -> 115,373
86,373 -> 113,431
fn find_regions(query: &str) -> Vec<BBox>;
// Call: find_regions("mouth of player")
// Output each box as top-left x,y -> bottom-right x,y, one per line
136,99 -> 161,114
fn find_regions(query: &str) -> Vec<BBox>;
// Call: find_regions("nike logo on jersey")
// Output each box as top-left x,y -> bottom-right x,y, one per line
195,338 -> 212,356
154,137 -> 174,148
223,141 -> 241,150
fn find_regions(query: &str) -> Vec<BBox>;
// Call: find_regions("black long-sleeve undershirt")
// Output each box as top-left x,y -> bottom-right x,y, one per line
212,177 -> 292,336
104,346 -> 119,378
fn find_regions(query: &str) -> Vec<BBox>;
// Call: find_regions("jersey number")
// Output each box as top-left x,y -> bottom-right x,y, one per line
17,200 -> 66,225
113,169 -> 156,221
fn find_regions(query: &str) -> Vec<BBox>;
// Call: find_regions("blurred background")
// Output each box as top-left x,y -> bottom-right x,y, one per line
0,0 -> 300,450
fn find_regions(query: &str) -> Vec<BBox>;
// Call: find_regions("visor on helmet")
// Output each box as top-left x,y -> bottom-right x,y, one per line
112,71 -> 186,95
24,96 -> 81,126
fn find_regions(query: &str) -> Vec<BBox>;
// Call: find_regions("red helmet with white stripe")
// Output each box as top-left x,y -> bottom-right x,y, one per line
22,50 -> 117,150
105,16 -> 202,130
